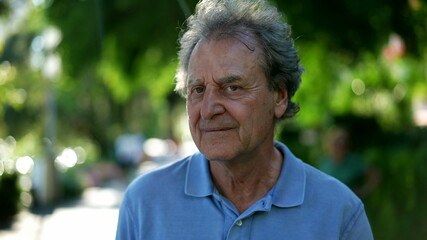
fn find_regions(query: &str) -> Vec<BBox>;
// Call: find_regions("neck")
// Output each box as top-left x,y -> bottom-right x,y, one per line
209,145 -> 283,214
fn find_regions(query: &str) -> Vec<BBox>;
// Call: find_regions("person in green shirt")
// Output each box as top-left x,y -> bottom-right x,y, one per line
318,126 -> 380,198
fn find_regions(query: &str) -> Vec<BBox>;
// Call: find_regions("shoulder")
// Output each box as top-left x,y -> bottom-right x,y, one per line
303,162 -> 369,228
304,161 -> 360,204
302,161 -> 372,238
276,141 -> 358,203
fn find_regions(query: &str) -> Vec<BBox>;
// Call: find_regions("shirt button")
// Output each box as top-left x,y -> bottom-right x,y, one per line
236,220 -> 243,227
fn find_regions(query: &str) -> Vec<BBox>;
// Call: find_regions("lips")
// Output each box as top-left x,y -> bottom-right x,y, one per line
199,122 -> 236,133
202,127 -> 234,133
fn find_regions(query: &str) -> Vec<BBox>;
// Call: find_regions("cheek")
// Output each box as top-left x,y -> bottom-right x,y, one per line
187,104 -> 199,128
232,102 -> 266,128
258,94 -> 275,114
266,96 -> 277,116
255,98 -> 276,126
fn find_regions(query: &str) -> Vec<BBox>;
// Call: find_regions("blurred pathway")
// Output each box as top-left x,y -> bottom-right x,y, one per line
0,185 -> 124,240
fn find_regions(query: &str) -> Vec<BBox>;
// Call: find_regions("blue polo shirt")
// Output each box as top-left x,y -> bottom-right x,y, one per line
116,142 -> 373,239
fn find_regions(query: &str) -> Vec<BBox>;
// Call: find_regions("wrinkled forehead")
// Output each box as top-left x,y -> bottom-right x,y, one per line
189,37 -> 263,73
186,30 -> 267,83
207,27 -> 262,53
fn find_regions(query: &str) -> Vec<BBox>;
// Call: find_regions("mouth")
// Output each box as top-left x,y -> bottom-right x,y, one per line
201,127 -> 234,133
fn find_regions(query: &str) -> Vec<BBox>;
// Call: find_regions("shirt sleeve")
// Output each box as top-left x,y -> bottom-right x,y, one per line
342,202 -> 374,240
116,196 -> 137,240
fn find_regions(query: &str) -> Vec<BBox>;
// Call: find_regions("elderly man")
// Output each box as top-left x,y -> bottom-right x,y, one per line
116,0 -> 373,239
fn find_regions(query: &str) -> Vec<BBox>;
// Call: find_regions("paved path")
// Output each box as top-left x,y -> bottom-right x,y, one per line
0,186 -> 124,240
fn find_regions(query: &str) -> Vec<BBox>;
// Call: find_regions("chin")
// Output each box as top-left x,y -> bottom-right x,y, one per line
201,149 -> 236,162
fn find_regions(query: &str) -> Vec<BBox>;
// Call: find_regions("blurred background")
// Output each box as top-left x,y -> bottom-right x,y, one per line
0,0 -> 426,239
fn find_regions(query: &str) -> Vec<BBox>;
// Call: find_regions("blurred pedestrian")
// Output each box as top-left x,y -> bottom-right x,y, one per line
318,126 -> 380,198
114,134 -> 145,181
116,0 -> 373,239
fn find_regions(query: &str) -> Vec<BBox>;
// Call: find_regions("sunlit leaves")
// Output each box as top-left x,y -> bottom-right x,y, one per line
135,48 -> 176,103
98,36 -> 176,107
293,37 -> 425,131
98,36 -> 130,103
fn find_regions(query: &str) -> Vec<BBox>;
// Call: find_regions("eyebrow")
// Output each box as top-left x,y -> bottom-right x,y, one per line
187,79 -> 202,88
187,75 -> 242,87
217,75 -> 242,84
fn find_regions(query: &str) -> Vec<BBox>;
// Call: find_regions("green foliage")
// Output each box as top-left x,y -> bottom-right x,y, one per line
39,0 -> 196,154
362,129 -> 427,239
293,43 -> 334,127
294,43 -> 424,131
98,39 -> 177,104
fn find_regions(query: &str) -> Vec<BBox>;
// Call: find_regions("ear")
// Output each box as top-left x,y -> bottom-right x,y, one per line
274,87 -> 288,119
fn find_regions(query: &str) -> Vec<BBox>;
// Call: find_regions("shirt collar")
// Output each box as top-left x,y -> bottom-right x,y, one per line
185,152 -> 215,197
184,141 -> 306,208
272,141 -> 306,208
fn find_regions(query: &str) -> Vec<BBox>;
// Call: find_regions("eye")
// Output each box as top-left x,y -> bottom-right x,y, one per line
188,86 -> 205,99
194,87 -> 205,94
227,85 -> 239,91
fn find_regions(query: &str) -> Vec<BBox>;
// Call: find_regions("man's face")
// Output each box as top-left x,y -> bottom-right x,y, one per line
186,37 -> 286,162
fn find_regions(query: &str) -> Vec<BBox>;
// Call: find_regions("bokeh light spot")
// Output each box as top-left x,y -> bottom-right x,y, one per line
16,156 -> 34,175
351,78 -> 365,96
55,148 -> 78,169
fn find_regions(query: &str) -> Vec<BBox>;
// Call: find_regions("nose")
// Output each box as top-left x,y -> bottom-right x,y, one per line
200,87 -> 226,120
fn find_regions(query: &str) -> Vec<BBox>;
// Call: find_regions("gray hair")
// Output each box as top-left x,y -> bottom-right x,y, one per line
175,0 -> 303,120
